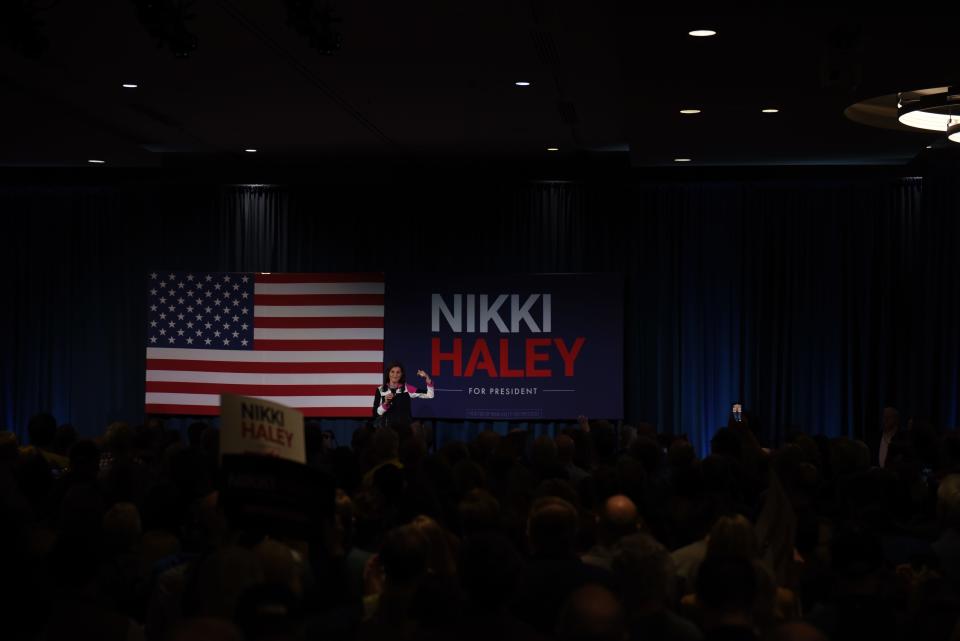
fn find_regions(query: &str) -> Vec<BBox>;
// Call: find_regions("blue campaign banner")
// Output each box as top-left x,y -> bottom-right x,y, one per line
384,273 -> 623,420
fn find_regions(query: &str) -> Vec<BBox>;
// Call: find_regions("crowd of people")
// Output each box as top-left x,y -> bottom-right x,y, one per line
3,408 -> 960,641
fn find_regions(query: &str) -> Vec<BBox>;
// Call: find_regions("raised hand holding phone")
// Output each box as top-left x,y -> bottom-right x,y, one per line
732,403 -> 743,423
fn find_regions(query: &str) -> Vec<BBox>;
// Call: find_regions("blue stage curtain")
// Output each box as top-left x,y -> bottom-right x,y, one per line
3,176 -> 957,456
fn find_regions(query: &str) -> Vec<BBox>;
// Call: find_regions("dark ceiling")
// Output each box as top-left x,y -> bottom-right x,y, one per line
2,1 -> 958,169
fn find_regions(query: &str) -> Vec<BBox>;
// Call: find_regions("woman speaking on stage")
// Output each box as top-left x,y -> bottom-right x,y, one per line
373,361 -> 434,428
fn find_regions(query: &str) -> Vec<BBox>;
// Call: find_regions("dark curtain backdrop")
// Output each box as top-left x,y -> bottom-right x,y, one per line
3,175 -> 959,455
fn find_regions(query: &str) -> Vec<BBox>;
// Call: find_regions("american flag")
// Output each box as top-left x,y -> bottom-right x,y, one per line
145,272 -> 384,417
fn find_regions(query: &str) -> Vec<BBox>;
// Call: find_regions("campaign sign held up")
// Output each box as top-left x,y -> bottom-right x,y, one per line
220,394 -> 306,464
218,395 -> 331,537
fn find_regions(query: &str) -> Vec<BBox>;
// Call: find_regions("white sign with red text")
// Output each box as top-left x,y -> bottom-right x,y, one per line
220,394 -> 305,464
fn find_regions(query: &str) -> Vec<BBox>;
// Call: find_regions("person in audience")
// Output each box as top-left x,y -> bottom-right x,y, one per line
360,523 -> 430,640
410,514 -> 457,578
23,412 -> 69,470
531,434 -> 567,481
770,622 -> 828,641
806,522 -> 899,641
878,406 -> 903,468
433,532 -> 546,641
695,555 -> 760,641
933,474 -> 960,588
583,494 -> 643,570
53,423 -> 78,457
458,488 -> 501,537
362,426 -> 402,485
169,618 -> 244,641
513,496 -> 611,635
612,532 -> 702,641
556,584 -> 627,641
704,514 -> 798,627
557,433 -> 591,485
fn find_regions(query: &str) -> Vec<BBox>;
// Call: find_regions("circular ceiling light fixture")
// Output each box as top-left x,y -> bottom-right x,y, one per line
674,158 -> 692,162
897,86 -> 960,132
515,81 -> 531,86
949,122 -> 960,143
762,108 -> 779,113
846,86 -> 960,145
680,109 -> 701,114
688,29 -> 716,37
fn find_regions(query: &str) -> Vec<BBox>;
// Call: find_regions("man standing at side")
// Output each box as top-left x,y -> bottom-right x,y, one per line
878,406 -> 900,469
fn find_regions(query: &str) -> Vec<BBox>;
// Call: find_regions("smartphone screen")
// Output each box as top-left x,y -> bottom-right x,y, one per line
732,403 -> 743,423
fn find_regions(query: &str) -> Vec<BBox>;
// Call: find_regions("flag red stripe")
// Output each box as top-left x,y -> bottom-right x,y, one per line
255,273 -> 384,283
146,382 -> 373,396
254,293 -> 384,306
254,316 -> 384,328
146,359 -> 383,373
146,404 -> 371,417
253,339 -> 383,351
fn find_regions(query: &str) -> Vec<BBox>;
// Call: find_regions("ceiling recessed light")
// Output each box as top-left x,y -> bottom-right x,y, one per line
762,108 -> 780,113
122,83 -> 138,89
515,81 -> 531,86
689,29 -> 717,37
926,145 -> 933,148
88,159 -> 105,164
680,109 -> 701,114
547,147 -> 559,152
244,148 -> 257,153
674,158 -> 692,162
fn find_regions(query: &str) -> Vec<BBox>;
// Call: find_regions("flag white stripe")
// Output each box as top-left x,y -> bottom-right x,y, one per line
146,371 -> 381,385
254,282 -> 384,295
147,347 -> 382,362
145,392 -> 372,407
253,327 -> 383,340
254,305 -> 384,317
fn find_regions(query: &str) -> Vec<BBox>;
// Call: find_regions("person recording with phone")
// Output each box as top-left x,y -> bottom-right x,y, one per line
373,361 -> 435,428
728,402 -> 763,445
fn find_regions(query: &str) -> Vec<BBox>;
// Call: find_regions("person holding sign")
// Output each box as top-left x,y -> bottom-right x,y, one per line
373,361 -> 435,428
